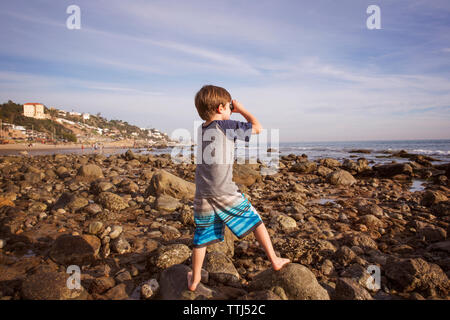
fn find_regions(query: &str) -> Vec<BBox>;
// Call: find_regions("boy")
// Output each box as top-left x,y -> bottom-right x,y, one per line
188,85 -> 290,291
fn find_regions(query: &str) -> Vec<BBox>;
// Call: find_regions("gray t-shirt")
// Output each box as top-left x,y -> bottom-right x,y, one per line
194,120 -> 252,198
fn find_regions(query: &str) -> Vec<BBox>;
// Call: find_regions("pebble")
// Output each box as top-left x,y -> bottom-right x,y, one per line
109,225 -> 123,239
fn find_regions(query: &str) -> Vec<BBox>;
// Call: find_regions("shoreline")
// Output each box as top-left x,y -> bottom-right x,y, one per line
0,140 -> 138,151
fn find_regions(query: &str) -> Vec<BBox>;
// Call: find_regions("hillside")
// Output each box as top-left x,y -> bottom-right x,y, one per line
0,100 -> 171,144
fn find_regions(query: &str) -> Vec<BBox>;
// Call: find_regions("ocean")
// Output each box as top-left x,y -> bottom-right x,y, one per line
2,139 -> 450,166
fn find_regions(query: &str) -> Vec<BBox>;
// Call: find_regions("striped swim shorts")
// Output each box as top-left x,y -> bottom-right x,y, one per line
193,192 -> 263,248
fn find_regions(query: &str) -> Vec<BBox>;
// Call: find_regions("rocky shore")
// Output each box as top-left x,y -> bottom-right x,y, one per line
0,150 -> 449,300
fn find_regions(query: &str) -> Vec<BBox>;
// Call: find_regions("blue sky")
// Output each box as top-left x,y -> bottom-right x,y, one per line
0,0 -> 449,142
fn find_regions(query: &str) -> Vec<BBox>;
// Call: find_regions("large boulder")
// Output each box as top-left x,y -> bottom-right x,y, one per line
327,169 -> 357,186
232,164 -> 262,187
421,190 -> 448,207
159,264 -> 222,300
207,226 -> 236,257
248,263 -> 330,300
372,163 -> 413,178
145,169 -> 195,200
49,234 -> 101,266
385,258 -> 449,296
21,270 -> 87,300
289,161 -> 317,174
319,158 -> 341,168
333,277 -> 373,300
76,164 -> 104,181
204,251 -> 240,285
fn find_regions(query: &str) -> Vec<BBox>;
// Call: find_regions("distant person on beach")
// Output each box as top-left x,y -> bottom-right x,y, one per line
187,85 -> 290,291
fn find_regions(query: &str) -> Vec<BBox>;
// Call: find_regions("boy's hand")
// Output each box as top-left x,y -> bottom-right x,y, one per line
231,100 -> 245,114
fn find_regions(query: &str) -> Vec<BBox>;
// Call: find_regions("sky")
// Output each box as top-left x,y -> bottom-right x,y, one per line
0,0 -> 449,142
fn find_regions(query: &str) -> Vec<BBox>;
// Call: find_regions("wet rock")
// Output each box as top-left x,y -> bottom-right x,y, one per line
49,234 -> 101,266
145,169 -> 195,200
97,192 -> 129,211
248,263 -> 330,300
333,278 -> 373,300
327,169 -> 357,186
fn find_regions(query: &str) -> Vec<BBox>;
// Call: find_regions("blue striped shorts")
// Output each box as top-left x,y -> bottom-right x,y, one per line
193,192 -> 263,248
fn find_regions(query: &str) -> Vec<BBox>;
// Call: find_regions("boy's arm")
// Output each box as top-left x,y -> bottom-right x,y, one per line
232,100 -> 263,134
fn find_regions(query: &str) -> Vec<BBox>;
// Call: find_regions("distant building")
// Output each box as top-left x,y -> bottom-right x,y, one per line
82,113 -> 90,120
23,103 -> 46,119
69,111 -> 81,116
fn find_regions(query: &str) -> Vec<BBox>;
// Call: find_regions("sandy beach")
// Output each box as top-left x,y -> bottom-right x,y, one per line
0,140 -> 138,151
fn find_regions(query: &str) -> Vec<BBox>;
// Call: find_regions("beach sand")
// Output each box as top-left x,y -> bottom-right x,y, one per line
0,139 -> 137,151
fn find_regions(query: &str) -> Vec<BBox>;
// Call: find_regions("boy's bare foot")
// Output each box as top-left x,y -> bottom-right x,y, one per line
272,257 -> 291,271
187,271 -> 200,291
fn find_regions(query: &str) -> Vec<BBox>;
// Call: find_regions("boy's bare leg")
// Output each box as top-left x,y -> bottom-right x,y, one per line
188,246 -> 206,291
254,223 -> 290,271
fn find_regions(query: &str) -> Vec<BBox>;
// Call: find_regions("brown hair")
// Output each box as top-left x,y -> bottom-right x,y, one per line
194,85 -> 231,120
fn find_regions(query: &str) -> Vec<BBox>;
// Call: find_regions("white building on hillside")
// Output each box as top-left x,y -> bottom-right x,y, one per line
82,113 -> 90,120
23,103 -> 46,119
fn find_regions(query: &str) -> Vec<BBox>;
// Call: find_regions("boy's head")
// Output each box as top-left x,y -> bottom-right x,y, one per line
195,85 -> 232,121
